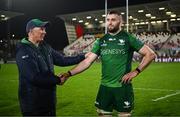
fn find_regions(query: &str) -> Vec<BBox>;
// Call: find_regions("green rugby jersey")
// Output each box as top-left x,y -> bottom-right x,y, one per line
91,30 -> 144,87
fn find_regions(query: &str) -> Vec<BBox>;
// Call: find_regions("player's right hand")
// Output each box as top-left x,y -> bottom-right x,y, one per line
59,72 -> 71,85
85,52 -> 91,58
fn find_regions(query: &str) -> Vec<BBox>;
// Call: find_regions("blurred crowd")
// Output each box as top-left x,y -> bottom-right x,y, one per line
64,31 -> 180,62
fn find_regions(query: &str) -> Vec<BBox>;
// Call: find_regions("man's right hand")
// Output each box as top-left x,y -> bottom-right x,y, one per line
59,72 -> 71,85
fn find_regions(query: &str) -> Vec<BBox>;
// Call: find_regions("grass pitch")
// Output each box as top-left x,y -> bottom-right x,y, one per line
0,62 -> 180,116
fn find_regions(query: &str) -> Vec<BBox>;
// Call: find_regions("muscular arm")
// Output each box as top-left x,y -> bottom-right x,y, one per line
70,52 -> 98,76
121,45 -> 156,83
137,45 -> 156,71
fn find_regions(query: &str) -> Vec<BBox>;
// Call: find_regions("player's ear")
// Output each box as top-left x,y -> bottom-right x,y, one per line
119,15 -> 124,24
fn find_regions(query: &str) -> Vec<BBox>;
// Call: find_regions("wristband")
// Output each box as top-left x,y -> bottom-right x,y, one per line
135,68 -> 141,74
68,71 -> 72,76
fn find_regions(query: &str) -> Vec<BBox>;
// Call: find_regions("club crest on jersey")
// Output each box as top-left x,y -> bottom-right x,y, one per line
101,40 -> 107,46
117,39 -> 125,45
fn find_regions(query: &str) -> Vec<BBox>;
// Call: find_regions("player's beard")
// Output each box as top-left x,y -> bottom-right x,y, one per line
108,24 -> 120,33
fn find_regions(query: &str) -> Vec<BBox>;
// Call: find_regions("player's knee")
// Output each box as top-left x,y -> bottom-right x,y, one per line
118,112 -> 131,117
96,108 -> 112,117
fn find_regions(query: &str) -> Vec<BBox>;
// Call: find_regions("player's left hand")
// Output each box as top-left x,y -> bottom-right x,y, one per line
121,70 -> 139,84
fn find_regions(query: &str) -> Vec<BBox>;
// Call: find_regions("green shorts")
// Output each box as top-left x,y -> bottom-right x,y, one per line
95,83 -> 134,113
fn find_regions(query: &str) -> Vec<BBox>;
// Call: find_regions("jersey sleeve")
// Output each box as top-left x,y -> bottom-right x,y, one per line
128,33 -> 144,52
91,39 -> 101,56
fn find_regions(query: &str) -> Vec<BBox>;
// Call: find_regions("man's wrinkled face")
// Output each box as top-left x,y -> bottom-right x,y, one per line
30,27 -> 46,42
106,14 -> 121,33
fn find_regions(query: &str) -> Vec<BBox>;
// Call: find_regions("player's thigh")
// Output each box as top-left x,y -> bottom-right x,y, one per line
117,112 -> 131,117
113,83 -> 134,112
96,108 -> 113,117
95,85 -> 114,113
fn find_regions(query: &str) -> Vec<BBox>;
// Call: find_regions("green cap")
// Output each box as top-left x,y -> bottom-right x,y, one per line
26,19 -> 49,33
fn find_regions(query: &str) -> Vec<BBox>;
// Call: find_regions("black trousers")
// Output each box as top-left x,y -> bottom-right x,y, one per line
22,110 -> 56,116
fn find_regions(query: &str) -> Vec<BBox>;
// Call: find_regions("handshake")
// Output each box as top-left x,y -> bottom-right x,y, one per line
58,71 -> 72,85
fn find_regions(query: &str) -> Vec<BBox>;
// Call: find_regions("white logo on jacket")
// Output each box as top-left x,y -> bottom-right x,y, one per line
21,55 -> 29,59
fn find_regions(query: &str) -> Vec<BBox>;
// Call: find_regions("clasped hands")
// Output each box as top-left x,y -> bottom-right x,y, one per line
58,72 -> 71,85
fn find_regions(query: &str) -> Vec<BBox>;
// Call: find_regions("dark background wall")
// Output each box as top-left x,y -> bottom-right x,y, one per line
0,0 -> 168,50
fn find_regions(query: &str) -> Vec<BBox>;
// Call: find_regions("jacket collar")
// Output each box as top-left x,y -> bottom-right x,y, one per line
21,38 -> 38,47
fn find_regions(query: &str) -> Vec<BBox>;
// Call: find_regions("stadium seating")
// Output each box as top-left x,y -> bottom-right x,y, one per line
63,31 -> 180,62
63,34 -> 96,56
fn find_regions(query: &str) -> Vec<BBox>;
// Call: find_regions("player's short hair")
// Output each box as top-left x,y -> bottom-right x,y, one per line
108,10 -> 121,16
107,10 -> 123,23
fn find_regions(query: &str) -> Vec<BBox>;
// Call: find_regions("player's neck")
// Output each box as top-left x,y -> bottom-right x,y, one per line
109,28 -> 121,36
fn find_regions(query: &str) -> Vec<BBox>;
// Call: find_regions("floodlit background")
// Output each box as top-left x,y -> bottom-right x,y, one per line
0,0 -> 180,116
